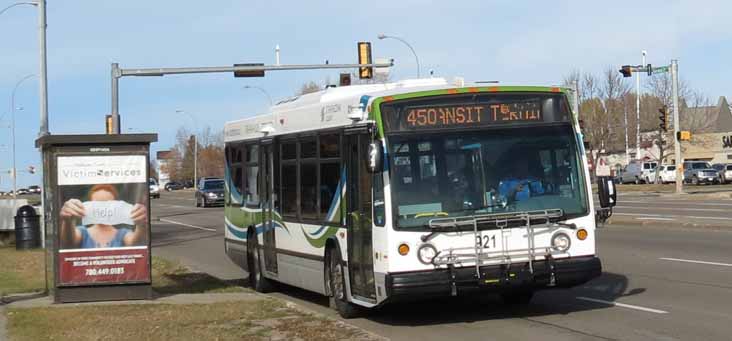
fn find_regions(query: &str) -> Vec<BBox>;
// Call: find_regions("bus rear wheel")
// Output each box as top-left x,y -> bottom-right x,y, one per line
247,230 -> 274,293
327,247 -> 361,319
501,290 -> 534,305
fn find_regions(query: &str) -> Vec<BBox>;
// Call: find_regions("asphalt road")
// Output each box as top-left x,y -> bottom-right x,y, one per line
151,190 -> 732,341
610,190 -> 732,227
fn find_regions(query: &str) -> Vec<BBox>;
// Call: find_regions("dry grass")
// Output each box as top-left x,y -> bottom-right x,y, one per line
7,299 -> 376,341
0,247 -> 45,296
151,257 -> 245,295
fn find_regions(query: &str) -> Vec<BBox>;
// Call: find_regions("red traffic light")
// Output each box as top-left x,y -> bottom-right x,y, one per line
619,65 -> 633,78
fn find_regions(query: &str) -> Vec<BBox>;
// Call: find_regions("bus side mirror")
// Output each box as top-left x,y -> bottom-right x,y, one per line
367,140 -> 383,173
597,176 -> 616,208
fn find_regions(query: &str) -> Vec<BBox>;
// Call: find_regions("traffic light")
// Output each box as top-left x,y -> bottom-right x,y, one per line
658,105 -> 668,132
27,166 -> 35,174
357,42 -> 373,79
619,65 -> 633,77
105,115 -> 113,134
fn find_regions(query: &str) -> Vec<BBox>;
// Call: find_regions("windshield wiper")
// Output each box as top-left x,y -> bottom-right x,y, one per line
552,221 -> 577,229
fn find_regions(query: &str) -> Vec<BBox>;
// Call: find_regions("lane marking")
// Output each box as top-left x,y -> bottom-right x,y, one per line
613,212 -> 732,221
635,217 -> 675,221
621,200 -> 732,207
157,218 -> 217,232
153,204 -> 190,209
659,257 -> 732,267
576,297 -> 668,314
615,205 -> 728,212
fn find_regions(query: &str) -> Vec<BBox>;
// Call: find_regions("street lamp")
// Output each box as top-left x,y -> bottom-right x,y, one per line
175,110 -> 198,190
0,1 -> 49,137
11,74 -> 35,201
0,2 -> 36,17
378,33 -> 420,78
242,85 -> 273,107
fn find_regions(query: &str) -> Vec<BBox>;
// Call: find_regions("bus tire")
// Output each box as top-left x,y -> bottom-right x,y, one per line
326,246 -> 361,319
247,229 -> 274,293
501,290 -> 534,305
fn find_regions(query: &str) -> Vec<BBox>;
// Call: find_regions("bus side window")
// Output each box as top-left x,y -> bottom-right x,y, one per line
281,141 -> 298,218
245,144 -> 260,208
373,172 -> 385,226
231,144 -> 245,205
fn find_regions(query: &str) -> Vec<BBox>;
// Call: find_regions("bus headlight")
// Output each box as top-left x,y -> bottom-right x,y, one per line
551,233 -> 571,252
417,243 -> 438,265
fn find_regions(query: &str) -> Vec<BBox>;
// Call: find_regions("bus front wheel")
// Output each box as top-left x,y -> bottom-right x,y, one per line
327,247 -> 361,319
247,230 -> 274,293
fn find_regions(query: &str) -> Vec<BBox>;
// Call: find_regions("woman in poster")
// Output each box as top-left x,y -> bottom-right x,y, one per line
60,184 -> 148,249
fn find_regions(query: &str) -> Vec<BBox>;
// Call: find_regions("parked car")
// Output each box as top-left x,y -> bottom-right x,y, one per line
195,178 -> 225,208
618,160 -> 658,184
164,181 -> 184,191
27,185 -> 41,194
183,180 -> 194,188
711,163 -> 732,184
149,178 -> 160,199
646,165 -> 677,184
16,188 -> 29,195
683,161 -> 719,185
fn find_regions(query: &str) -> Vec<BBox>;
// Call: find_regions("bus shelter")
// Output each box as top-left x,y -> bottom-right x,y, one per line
36,134 -> 157,303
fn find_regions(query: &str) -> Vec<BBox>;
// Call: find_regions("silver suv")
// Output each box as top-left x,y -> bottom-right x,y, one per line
683,161 -> 719,185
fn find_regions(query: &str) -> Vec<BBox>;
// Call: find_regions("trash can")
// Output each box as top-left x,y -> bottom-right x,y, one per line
14,205 -> 41,250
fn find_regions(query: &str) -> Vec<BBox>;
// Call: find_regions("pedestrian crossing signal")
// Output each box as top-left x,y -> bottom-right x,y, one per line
677,131 -> 691,141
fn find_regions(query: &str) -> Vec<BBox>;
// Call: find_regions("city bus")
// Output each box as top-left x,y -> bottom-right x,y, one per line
223,78 -> 615,318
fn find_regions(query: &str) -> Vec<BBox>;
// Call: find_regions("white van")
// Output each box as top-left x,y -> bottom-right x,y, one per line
618,160 -> 657,184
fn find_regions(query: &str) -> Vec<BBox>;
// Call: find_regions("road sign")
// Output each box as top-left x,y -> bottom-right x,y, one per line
652,66 -> 670,74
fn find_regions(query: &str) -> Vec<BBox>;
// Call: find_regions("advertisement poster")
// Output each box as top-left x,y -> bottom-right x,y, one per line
56,155 -> 150,286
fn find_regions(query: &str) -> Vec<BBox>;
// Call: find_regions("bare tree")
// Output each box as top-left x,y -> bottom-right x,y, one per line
297,81 -> 321,95
683,90 -> 717,133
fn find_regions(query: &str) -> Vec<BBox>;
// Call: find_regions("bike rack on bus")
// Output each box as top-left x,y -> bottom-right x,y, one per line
427,209 -> 567,287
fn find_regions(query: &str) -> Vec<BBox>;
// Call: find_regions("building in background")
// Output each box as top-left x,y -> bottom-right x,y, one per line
677,96 -> 732,163
155,150 -> 175,188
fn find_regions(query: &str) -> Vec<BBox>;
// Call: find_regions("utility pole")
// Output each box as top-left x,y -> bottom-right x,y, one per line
623,100 -> 630,162
572,80 -> 579,118
38,0 -> 49,136
672,60 -> 682,194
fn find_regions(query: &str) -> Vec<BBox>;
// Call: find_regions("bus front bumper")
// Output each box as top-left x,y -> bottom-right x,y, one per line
384,256 -> 601,301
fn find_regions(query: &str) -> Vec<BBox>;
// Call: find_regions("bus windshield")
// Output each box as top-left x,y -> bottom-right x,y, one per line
387,124 -> 588,229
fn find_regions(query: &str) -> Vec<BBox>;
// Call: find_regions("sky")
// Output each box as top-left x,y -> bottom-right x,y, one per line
1,0 -> 731,190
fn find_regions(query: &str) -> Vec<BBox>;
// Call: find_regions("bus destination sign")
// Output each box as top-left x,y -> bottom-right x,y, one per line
381,93 -> 571,133
398,100 -> 541,131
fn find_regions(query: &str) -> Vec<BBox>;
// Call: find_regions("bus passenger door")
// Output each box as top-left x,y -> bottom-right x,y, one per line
346,133 -> 376,300
262,143 -> 278,273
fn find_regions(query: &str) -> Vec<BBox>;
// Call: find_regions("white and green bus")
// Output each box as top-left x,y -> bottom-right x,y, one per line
223,78 -> 616,318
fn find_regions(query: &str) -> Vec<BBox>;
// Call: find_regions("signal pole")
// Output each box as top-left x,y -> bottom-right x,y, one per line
635,51 -> 646,160
672,60 -> 682,194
